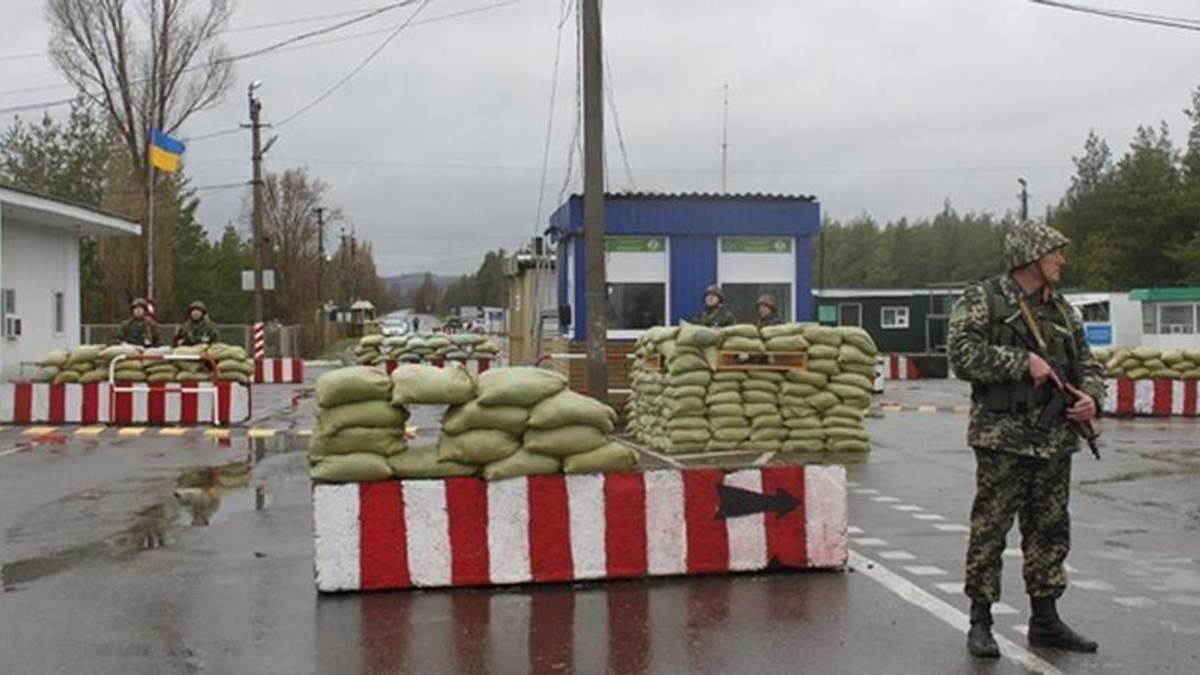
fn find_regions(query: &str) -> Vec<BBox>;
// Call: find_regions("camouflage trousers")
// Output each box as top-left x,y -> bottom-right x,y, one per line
964,449 -> 1071,603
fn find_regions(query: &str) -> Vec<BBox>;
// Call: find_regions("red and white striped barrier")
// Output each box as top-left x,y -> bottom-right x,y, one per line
884,353 -> 920,380
255,358 -> 304,384
312,465 -> 847,592
0,382 -> 251,425
1103,378 -> 1200,417
253,322 -> 266,360
381,358 -> 495,377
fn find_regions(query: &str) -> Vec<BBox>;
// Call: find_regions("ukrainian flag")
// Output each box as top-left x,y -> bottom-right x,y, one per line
149,128 -> 185,173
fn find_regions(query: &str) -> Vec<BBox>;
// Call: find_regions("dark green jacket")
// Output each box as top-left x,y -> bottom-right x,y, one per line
174,319 -> 220,347
117,318 -> 161,347
692,305 -> 738,328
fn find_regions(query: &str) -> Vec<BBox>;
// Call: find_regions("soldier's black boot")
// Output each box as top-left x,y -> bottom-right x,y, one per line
967,600 -> 1001,658
1028,597 -> 1098,653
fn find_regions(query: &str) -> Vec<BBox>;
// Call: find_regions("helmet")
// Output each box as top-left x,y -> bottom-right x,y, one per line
703,284 -> 725,301
188,300 -> 208,315
130,297 -> 149,310
1005,221 -> 1069,271
756,294 -> 778,309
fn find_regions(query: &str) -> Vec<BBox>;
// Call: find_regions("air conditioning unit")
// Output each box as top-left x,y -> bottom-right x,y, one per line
4,314 -> 21,339
1164,324 -> 1191,335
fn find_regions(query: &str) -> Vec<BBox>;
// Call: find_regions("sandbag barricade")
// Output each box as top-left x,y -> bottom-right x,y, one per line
1103,378 -> 1200,417
312,464 -> 846,592
382,358 -> 494,377
0,382 -> 251,425
255,358 -> 305,384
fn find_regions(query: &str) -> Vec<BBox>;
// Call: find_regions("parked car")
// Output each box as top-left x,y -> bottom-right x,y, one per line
381,317 -> 410,337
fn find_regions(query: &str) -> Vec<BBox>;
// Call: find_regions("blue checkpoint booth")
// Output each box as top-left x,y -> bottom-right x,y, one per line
547,192 -> 821,341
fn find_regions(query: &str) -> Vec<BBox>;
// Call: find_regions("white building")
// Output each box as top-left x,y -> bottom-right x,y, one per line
1,183 -> 141,380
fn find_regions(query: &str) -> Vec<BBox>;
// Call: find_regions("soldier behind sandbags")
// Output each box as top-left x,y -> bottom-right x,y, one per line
174,300 -> 220,347
692,284 -> 737,327
949,220 -> 1103,659
116,298 -> 161,347
754,293 -> 783,328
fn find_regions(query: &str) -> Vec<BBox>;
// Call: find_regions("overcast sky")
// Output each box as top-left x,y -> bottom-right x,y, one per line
3,0 -> 1200,275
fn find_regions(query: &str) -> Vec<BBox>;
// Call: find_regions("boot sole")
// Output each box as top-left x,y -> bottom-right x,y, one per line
968,647 -> 1001,659
1028,635 -> 1098,653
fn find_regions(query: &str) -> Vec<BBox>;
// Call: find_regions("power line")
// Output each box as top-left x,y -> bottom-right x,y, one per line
275,0 -> 434,127
556,0 -> 584,207
603,49 -> 635,189
533,0 -> 573,235
0,1 -> 424,113
1030,0 -> 1200,31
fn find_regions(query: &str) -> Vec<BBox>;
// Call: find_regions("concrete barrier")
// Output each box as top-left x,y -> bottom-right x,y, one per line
255,358 -> 304,384
0,382 -> 251,425
312,465 -> 847,592
1104,378 -> 1200,417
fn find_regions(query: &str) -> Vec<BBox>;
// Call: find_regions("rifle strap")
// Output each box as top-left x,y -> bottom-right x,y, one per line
1015,296 -> 1048,353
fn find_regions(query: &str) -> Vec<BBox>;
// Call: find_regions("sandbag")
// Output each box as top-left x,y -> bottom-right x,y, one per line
310,453 -> 393,483
707,381 -> 742,395
788,429 -> 827,441
666,397 -> 705,415
743,391 -> 778,404
807,344 -> 840,361
750,414 -> 784,429
316,366 -> 393,408
476,367 -> 567,407
438,430 -> 521,464
807,391 -> 841,411
67,345 -> 104,365
760,323 -> 803,339
53,371 -> 81,384
318,400 -> 409,433
708,403 -> 746,417
782,382 -> 820,398
709,416 -> 750,429
1132,347 -> 1161,361
829,439 -> 870,453
388,446 -> 478,478
114,370 -> 146,382
666,416 -> 710,431
482,449 -> 561,481
677,321 -> 720,348
723,336 -> 766,353
1182,369 -> 1200,379
360,334 -> 385,347
839,326 -> 878,355
668,354 -> 710,374
176,372 -> 210,383
1161,350 -> 1186,365
742,380 -> 781,394
780,405 -> 817,419
1149,368 -> 1182,379
391,363 -> 476,406
786,370 -> 828,387
705,391 -> 742,405
670,429 -> 712,444
782,440 -> 825,453
766,335 -> 809,352
706,440 -> 743,452
712,371 -> 748,382
99,344 -> 141,362
750,427 -> 788,442
524,425 -> 609,457
713,427 -> 751,442
208,344 -> 248,361
802,325 -> 842,347
667,385 -> 709,399
443,401 -> 529,436
744,403 -> 779,418
784,416 -> 822,429
827,404 -> 865,421
147,372 -> 176,384
840,362 -> 878,379
668,371 -> 713,388
39,349 -> 70,367
217,359 -> 255,376
748,370 -> 785,383
310,427 -> 408,456
838,344 -> 875,367
822,416 -> 862,429
807,359 -> 841,376
825,427 -> 871,442
721,324 -> 760,340
832,372 -> 874,392
528,389 -> 617,432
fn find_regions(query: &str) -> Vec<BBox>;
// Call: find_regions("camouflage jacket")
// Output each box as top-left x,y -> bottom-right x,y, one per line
692,305 -> 738,328
174,319 -> 220,347
755,312 -> 783,328
948,274 -> 1105,460
117,318 -> 161,348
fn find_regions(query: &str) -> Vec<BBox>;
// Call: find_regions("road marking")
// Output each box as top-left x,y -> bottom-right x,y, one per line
204,429 -> 231,440
879,550 -> 917,561
892,504 -> 922,512
853,488 -> 880,495
159,427 -> 189,436
917,405 -> 938,414
933,524 -> 971,533
76,426 -> 106,437
903,565 -> 948,577
21,426 -> 57,436
870,496 -> 900,503
1113,596 -> 1156,608
0,447 -> 25,459
994,602 -> 1019,615
881,404 -> 903,413
853,537 -> 889,547
1072,579 -> 1116,592
296,429 -> 314,437
1064,563 -> 1079,573
847,526 -> 864,535
934,582 -> 963,594
849,551 -> 1066,675
952,405 -> 971,414
913,513 -> 945,521
1003,548 -> 1022,558
847,480 -> 861,488
247,428 -> 277,439
117,427 -> 146,437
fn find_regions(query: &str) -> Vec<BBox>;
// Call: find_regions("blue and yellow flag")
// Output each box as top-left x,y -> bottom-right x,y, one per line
149,128 -> 185,173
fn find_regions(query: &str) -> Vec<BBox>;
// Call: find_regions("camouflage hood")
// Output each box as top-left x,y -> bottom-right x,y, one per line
1004,221 -> 1070,271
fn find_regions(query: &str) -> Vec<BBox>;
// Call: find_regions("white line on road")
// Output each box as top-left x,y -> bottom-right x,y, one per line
903,565 -> 948,577
849,551 -> 1067,675
934,524 -> 971,533
892,504 -> 923,512
1072,579 -> 1116,592
853,537 -> 889,547
853,488 -> 880,495
1113,596 -> 1156,608
880,550 -> 917,561
0,446 -> 24,459
870,496 -> 901,503
913,513 -> 946,521
847,526 -> 864,535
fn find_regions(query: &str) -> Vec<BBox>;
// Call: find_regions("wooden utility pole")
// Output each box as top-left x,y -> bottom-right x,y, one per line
1018,177 -> 1029,221
315,206 -> 326,305
721,83 -> 730,192
582,0 -> 609,402
248,84 -> 266,324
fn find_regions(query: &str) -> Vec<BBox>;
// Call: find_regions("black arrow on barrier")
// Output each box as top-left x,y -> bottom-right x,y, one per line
715,484 -> 800,519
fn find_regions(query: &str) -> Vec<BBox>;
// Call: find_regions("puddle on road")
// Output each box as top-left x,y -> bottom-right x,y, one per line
1,431 -> 302,592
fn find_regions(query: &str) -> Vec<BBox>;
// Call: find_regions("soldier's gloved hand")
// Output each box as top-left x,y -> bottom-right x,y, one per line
1064,383 -> 1097,422
1029,353 -> 1061,387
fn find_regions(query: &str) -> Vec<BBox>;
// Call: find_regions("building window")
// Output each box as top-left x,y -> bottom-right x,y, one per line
881,306 -> 910,329
1158,303 -> 1197,334
607,283 -> 666,329
2,288 -> 14,315
723,283 -> 792,323
838,303 -> 862,327
53,292 -> 65,335
1142,303 -> 1157,335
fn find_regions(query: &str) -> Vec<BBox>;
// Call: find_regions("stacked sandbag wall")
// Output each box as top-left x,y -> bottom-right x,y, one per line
32,343 -> 255,384
355,333 -> 500,366
1094,347 -> 1200,381
626,323 -> 877,455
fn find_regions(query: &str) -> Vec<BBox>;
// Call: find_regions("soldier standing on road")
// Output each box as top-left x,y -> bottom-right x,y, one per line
753,293 -> 783,327
116,298 -> 161,348
174,301 -> 220,347
692,284 -> 738,327
949,221 -> 1103,658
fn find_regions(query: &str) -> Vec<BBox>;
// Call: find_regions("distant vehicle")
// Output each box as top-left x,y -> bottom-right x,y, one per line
380,317 -> 410,337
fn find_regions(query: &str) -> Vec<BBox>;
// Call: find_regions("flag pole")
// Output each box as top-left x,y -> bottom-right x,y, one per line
146,146 -> 155,302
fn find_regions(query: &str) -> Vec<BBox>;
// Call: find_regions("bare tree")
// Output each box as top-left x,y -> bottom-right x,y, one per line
258,168 -> 341,323
46,0 -> 234,302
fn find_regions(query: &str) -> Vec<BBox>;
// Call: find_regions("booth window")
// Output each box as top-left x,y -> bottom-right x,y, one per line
53,292 -> 65,335
723,283 -> 792,323
604,236 -> 668,336
1158,303 -> 1197,334
881,306 -> 909,329
607,283 -> 666,329
838,303 -> 862,327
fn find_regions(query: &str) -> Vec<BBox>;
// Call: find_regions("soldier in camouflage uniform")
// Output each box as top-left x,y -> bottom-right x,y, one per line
116,298 -> 161,347
174,300 -> 220,347
949,221 -> 1103,658
692,284 -> 738,327
754,294 -> 783,328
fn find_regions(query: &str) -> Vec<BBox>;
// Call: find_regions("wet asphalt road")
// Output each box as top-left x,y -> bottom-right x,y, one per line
1,375 -> 1198,674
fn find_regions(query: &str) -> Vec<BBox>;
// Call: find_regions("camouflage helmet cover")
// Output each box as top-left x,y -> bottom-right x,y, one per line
1004,221 -> 1070,271
188,300 -> 208,314
756,293 -> 778,309
130,297 -> 149,310
703,284 -> 725,301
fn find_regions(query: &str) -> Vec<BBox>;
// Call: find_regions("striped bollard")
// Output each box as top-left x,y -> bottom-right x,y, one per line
253,322 -> 266,359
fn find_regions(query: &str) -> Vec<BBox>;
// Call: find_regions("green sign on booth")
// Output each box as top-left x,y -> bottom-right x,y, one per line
721,237 -> 792,254
605,236 -> 665,253
818,305 -> 837,324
